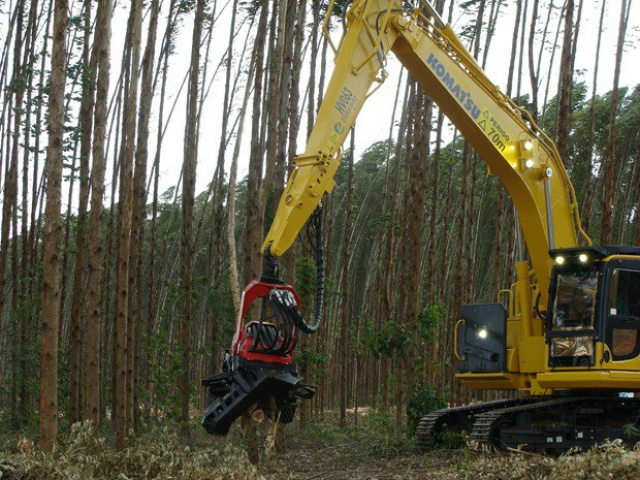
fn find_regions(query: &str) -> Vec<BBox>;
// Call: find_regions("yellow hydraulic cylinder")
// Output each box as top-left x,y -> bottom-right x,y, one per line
516,261 -> 533,337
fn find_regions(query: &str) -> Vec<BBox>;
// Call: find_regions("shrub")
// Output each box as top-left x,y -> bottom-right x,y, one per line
406,383 -> 447,436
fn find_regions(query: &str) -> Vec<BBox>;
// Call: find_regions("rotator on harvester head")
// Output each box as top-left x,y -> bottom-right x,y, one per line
201,208 -> 324,435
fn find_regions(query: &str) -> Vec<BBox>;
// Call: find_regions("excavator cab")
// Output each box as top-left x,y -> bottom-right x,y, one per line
547,246 -> 640,371
432,247 -> 640,452
456,246 -> 640,379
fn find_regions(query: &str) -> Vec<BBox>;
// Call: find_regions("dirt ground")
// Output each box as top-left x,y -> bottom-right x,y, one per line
2,418 -> 640,480
257,426 -> 640,480
262,444 -> 473,480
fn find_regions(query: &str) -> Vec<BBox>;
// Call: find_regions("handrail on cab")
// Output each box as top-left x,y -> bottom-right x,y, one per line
454,319 -> 466,361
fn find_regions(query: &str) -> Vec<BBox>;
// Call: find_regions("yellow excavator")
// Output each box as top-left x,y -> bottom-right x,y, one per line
202,0 -> 640,453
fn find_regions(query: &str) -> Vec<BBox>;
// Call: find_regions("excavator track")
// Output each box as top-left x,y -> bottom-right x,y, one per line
416,398 -> 524,450
470,397 -> 586,449
469,395 -> 640,454
418,395 -> 640,453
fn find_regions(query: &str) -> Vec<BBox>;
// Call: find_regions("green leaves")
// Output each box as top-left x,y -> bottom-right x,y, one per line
364,319 -> 411,360
406,383 -> 447,436
417,302 -> 444,343
294,348 -> 327,380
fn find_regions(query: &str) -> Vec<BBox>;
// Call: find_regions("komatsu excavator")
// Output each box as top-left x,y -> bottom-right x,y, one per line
202,0 -> 640,453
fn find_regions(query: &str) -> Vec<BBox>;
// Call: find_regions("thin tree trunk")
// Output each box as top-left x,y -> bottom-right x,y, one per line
556,0 -> 574,165
227,52 -> 257,313
114,0 -> 142,450
308,0 -> 320,139
180,0 -> 205,437
243,0 -> 269,287
145,0 -> 178,415
129,0 -> 160,434
339,129 -> 355,428
601,0 -> 631,245
69,0 -> 97,426
85,0 -> 112,433
528,0 -> 540,121
260,0 -> 288,219
402,87 -> 432,401
39,0 -> 68,453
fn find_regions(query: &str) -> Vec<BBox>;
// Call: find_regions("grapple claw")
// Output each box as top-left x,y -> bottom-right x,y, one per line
201,356 -> 311,435
201,280 -> 315,435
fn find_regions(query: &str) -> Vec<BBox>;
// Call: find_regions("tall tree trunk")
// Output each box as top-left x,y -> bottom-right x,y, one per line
527,0 -> 540,121
427,111 -> 444,304
114,0 -> 142,450
129,0 -> 160,434
69,0 -> 97,426
180,0 -> 205,437
146,0 -> 178,414
243,0 -> 269,286
19,0 -> 40,422
308,0 -> 320,139
556,0 -> 574,165
601,0 -> 631,245
451,142 -> 471,406
85,0 -> 112,433
227,41 -> 258,313
39,0 -> 68,453
402,87 -> 432,401
581,0 -> 606,233
260,0 -> 288,220
7,1 -> 25,429
339,129 -> 355,428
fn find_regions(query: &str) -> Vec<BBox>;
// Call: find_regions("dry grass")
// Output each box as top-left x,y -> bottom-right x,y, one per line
0,421 -> 265,480
2,416 -> 640,479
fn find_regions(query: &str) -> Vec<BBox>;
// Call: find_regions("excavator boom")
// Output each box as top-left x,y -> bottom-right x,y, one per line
262,0 -> 588,305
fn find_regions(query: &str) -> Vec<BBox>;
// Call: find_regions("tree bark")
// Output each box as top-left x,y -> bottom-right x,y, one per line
227,44 -> 258,313
260,0 -> 288,220
556,0 -> 574,165
243,0 -> 269,286
180,0 -> 205,437
601,0 -> 630,245
114,0 -> 142,450
402,87 -> 432,401
85,0 -> 112,433
339,129 -> 355,428
581,0 -> 606,233
69,0 -> 97,426
39,0 -> 68,453
129,0 -> 160,434
527,0 -> 539,121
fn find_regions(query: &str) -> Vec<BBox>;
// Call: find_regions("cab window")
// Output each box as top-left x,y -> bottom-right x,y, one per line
608,270 -> 640,317
552,270 -> 598,332
608,269 -> 640,361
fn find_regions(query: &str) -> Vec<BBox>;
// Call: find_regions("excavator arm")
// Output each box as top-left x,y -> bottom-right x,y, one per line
264,0 -> 589,299
202,0 -> 592,436
261,0 -> 401,258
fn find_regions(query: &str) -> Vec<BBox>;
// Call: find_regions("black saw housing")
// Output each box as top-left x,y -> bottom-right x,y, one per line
201,354 -> 314,435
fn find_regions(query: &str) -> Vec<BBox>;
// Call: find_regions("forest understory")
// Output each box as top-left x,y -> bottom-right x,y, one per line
2,411 -> 640,480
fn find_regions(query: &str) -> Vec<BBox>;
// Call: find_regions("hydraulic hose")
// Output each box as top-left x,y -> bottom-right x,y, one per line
269,207 -> 324,335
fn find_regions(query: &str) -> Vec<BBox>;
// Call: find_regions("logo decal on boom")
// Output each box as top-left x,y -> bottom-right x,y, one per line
427,53 -> 481,120
426,53 -> 508,153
